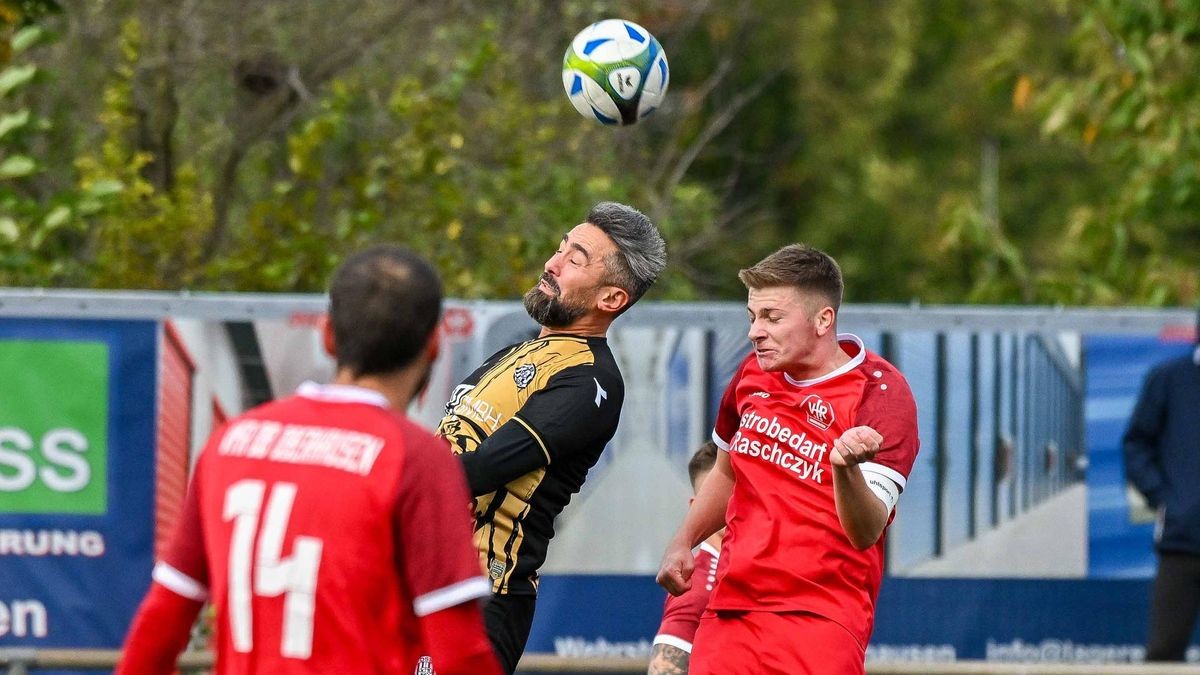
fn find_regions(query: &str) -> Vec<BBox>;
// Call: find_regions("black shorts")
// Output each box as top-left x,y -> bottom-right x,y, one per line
483,593 -> 538,675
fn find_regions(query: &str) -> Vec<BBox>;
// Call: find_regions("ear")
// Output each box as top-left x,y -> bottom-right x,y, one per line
596,285 -> 630,315
814,305 -> 837,337
424,326 -> 441,364
320,314 -> 336,359
688,495 -> 695,508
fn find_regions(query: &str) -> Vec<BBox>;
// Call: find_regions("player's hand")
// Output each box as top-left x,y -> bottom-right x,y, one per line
656,541 -> 695,596
831,426 -> 883,468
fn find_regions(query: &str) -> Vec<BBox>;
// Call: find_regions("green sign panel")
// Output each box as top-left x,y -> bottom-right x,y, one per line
0,340 -> 109,514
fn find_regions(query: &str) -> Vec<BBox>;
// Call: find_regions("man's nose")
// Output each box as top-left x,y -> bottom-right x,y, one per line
748,321 -> 764,341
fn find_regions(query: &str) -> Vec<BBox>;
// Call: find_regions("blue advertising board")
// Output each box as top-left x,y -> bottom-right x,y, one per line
528,576 -> 1200,664
0,319 -> 157,649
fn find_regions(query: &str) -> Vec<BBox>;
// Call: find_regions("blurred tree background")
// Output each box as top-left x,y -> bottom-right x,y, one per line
0,0 -> 1195,304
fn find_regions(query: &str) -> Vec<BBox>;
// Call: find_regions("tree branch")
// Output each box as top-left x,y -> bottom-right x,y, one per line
651,66 -> 783,227
200,2 -> 426,264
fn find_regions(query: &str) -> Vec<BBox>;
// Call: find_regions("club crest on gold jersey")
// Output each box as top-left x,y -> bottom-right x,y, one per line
513,363 -> 536,389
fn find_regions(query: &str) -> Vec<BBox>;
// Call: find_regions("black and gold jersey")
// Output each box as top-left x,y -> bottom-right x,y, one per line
436,334 -> 624,595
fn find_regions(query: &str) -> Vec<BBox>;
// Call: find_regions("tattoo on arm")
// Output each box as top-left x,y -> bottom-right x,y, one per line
647,643 -> 689,675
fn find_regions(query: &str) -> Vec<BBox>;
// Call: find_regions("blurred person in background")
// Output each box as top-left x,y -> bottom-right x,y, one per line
117,245 -> 500,675
657,244 -> 920,675
437,202 -> 666,674
648,441 -> 726,675
1123,305 -> 1200,662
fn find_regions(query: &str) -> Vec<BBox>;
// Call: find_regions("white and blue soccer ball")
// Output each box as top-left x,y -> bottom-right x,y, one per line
561,19 -> 669,126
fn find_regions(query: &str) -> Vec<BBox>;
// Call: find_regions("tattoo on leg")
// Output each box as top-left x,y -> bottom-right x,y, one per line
647,643 -> 689,675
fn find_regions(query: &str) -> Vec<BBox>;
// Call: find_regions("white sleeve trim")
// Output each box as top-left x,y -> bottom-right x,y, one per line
860,468 -> 901,515
152,561 -> 209,602
412,576 -> 491,617
860,461 -> 906,490
711,429 -> 730,451
652,634 -> 693,654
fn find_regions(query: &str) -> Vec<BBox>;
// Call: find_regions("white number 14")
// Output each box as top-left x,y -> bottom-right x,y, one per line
223,480 -> 324,659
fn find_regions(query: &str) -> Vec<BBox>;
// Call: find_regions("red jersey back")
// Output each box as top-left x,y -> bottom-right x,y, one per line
711,334 -> 919,646
155,383 -> 489,674
653,542 -> 720,653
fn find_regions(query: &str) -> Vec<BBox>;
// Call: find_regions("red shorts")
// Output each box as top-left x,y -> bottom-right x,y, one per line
689,610 -> 866,675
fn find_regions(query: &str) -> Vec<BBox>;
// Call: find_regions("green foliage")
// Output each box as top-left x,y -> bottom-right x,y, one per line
0,0 -> 59,66
71,19 -> 212,288
216,15 -> 714,296
0,23 -> 61,277
0,18 -> 211,287
1029,0 -> 1200,304
0,0 -> 1196,307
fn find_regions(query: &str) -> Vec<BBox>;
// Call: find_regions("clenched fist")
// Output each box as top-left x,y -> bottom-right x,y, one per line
656,541 -> 695,596
830,425 -> 882,468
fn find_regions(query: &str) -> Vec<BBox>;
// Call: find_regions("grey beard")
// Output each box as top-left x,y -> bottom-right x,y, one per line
523,281 -> 587,329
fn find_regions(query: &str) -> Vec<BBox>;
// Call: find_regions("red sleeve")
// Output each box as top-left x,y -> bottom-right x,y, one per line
654,581 -> 709,648
417,602 -> 502,675
158,451 -> 211,596
653,548 -> 717,650
117,576 -> 204,674
855,358 -> 920,486
712,356 -> 753,448
394,424 -> 491,616
117,447 -> 212,674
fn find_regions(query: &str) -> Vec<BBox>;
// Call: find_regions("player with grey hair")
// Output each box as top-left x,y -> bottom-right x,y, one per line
437,202 -> 666,674
584,200 -> 668,309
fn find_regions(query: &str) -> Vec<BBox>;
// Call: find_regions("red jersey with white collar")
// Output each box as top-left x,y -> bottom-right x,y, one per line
151,383 -> 489,674
710,334 -> 919,646
653,542 -> 720,653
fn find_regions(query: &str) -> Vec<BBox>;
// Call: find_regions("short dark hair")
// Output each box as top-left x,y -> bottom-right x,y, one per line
687,441 -> 719,489
737,244 -> 843,312
586,202 -> 666,312
328,245 -> 442,377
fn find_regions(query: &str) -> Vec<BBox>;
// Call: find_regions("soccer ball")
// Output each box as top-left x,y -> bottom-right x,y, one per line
561,19 -> 669,126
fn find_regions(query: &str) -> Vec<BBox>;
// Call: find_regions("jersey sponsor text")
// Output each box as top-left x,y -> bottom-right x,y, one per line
446,384 -> 506,432
730,410 -> 829,483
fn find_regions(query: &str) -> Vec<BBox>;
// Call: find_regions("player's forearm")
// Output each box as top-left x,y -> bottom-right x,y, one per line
675,455 -> 733,548
418,602 -> 502,675
116,584 -> 203,675
672,506 -> 723,551
458,421 -> 547,496
832,464 -> 889,550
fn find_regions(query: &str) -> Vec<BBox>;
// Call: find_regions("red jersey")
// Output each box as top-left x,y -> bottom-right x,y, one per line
710,334 -> 919,646
653,542 -> 720,653
152,383 -> 490,674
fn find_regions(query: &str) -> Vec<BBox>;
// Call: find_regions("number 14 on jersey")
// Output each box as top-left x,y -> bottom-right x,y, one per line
223,480 -> 324,659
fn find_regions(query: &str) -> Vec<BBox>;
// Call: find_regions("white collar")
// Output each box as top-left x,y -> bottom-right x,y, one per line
296,381 -> 389,408
783,333 -> 867,387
